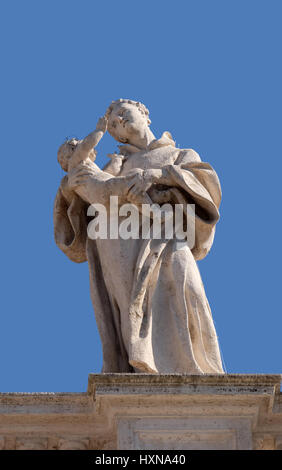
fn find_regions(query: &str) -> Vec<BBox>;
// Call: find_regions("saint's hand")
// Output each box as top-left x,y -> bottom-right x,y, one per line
126,168 -> 163,203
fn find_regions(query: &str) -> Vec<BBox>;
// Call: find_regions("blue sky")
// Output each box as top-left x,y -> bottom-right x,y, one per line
0,0 -> 281,392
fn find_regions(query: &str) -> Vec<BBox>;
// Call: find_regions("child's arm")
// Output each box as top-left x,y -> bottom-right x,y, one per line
68,117 -> 107,171
78,116 -> 107,154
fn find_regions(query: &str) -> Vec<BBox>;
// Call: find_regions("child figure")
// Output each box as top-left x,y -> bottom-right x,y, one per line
57,117 -> 120,174
57,117 -> 152,206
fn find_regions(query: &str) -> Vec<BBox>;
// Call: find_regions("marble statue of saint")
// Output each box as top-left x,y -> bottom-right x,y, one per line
54,99 -> 224,374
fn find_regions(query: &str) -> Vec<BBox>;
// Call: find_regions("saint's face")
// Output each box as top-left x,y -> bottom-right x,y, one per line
107,103 -> 149,146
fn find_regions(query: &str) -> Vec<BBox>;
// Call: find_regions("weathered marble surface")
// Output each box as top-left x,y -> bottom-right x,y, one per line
54,99 -> 224,374
0,374 -> 281,450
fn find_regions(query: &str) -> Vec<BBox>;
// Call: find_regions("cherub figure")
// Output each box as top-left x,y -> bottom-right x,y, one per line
57,116 -> 155,209
57,116 -> 152,206
57,116 -> 117,175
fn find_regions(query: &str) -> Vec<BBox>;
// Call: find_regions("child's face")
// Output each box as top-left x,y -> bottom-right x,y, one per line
66,139 -> 79,157
57,140 -> 78,172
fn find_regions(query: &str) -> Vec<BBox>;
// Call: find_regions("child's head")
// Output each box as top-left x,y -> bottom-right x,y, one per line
57,138 -> 79,172
57,138 -> 97,172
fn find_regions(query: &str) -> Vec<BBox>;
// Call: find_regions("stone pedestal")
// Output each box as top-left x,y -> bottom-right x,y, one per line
0,374 -> 281,450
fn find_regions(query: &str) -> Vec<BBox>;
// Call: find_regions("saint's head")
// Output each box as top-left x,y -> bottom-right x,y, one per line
106,99 -> 153,149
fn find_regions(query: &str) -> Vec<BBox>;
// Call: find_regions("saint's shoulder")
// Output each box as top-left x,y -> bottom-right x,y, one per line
174,148 -> 201,164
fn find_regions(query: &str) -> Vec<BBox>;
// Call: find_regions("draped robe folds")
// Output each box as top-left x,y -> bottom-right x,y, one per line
53,132 -> 224,374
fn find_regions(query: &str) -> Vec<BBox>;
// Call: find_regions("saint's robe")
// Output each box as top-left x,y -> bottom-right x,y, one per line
54,132 -> 224,374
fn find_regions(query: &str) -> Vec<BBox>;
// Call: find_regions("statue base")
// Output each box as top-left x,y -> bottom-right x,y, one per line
0,374 -> 281,450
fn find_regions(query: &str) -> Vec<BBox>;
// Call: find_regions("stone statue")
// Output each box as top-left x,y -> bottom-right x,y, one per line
54,99 -> 224,374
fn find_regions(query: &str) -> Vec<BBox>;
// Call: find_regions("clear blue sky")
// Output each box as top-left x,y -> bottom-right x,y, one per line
0,1 -> 281,392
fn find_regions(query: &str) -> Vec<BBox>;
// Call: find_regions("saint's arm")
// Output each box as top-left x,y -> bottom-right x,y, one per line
144,149 -> 202,186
